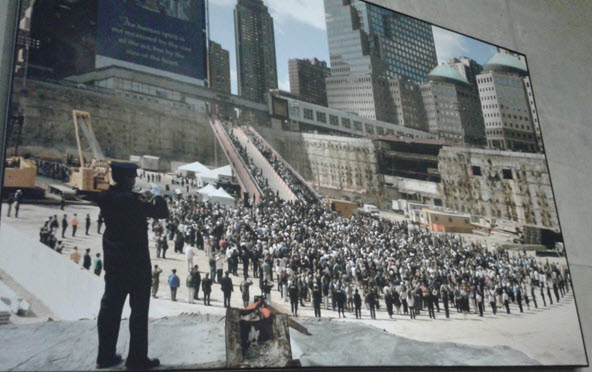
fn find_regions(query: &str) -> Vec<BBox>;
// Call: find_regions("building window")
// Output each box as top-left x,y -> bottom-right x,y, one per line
472,166 -> 482,176
329,115 -> 339,126
289,105 -> 300,117
465,218 -> 470,224
303,108 -> 313,120
316,112 -> 327,123
342,118 -> 351,129
354,121 -> 363,131
365,124 -> 375,134
502,169 -> 513,180
448,217 -> 453,223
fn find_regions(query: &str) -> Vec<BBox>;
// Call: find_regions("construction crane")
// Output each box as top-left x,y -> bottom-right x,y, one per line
66,110 -> 111,197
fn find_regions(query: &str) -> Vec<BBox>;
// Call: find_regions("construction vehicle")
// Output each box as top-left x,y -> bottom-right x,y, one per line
66,110 -> 111,197
2,112 -> 44,199
2,156 -> 44,199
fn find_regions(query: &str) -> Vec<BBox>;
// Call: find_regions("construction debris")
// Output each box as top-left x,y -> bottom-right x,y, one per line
225,300 -> 302,368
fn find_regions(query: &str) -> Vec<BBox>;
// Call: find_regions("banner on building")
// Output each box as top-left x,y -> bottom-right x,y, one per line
97,0 -> 206,80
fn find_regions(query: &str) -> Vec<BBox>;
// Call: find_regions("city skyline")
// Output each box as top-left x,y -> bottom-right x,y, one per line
209,0 -> 499,95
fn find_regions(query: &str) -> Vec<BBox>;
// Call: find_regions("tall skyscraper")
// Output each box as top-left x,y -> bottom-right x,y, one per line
288,58 -> 330,106
208,40 -> 231,94
234,0 -> 277,103
447,57 -> 483,93
421,65 -> 485,145
496,48 -> 542,151
388,77 -> 427,131
477,53 -> 538,152
324,0 -> 438,122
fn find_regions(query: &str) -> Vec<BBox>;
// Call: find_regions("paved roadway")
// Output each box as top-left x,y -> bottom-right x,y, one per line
0,196 -> 586,366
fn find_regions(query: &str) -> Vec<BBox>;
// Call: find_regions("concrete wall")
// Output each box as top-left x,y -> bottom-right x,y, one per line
10,79 -> 218,164
0,223 -> 108,320
257,127 -> 380,196
439,147 -> 558,229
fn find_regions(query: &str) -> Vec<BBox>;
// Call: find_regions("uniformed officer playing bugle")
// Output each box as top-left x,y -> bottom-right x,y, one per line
96,162 -> 168,370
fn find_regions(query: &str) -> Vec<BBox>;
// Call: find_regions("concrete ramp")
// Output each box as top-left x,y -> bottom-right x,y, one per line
0,224 -> 194,321
0,223 -> 105,320
233,126 -> 297,202
245,125 -> 321,203
208,119 -> 263,202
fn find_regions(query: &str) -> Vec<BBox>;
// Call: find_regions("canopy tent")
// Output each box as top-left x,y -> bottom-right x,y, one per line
212,165 -> 233,179
198,170 -> 220,186
209,187 -> 235,208
197,184 -> 218,201
177,161 -> 210,176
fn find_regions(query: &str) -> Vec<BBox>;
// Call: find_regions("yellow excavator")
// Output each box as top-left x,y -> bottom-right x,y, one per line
66,110 -> 111,197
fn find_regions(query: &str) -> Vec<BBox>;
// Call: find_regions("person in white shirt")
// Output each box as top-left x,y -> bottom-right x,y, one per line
185,246 -> 197,272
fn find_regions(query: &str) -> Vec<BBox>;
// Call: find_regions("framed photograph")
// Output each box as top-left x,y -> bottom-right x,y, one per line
0,0 -> 587,369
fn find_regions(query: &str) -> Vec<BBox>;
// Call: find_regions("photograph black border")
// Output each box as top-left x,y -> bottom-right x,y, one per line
0,0 -> 588,369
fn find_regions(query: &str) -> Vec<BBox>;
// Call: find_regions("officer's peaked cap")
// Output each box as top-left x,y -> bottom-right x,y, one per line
110,161 -> 138,181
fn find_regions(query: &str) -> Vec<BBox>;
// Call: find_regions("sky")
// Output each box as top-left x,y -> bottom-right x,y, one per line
208,0 -> 499,95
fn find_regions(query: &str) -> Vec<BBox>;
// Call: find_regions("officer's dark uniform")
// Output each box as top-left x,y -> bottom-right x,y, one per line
96,162 -> 168,369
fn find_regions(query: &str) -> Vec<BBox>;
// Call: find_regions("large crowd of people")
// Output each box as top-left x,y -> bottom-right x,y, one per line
224,124 -> 269,192
241,126 -> 319,205
153,189 -> 571,320
30,120 -> 572,321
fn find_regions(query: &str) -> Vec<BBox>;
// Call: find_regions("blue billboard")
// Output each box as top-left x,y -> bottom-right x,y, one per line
97,0 -> 207,80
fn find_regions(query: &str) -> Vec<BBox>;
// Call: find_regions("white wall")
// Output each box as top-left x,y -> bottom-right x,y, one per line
0,224 -> 131,320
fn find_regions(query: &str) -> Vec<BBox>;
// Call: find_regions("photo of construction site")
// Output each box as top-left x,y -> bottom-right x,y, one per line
0,0 -> 587,369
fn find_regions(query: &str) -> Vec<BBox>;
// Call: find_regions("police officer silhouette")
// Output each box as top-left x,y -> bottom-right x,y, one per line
96,162 -> 168,369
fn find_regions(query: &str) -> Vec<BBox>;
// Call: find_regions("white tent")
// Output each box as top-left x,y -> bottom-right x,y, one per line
212,165 -> 232,179
178,161 -> 210,176
209,187 -> 235,208
198,169 -> 219,186
197,184 -> 218,201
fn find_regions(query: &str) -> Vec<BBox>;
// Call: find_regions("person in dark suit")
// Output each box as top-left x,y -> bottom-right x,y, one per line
202,273 -> 212,306
312,285 -> 322,318
83,248 -> 92,270
288,281 -> 299,316
61,214 -> 68,238
97,212 -> 104,234
516,287 -> 524,313
85,214 -> 92,235
441,288 -> 450,318
192,265 -> 201,301
366,289 -> 377,320
96,162 -> 168,370
354,289 -> 362,319
221,271 -> 234,308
